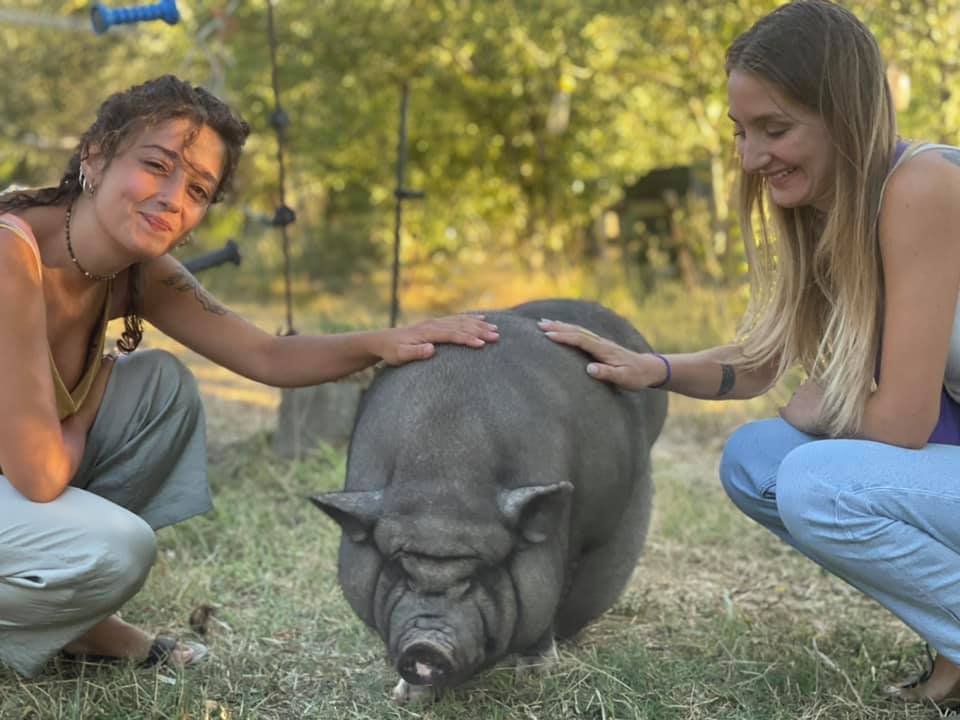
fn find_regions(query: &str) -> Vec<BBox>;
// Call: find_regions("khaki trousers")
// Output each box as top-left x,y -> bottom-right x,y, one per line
0,349 -> 211,677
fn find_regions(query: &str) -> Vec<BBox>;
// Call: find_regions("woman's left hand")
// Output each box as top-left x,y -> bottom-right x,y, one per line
376,315 -> 499,365
779,380 -> 827,435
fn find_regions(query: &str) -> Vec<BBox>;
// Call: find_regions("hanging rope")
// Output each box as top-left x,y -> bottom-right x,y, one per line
265,0 -> 296,336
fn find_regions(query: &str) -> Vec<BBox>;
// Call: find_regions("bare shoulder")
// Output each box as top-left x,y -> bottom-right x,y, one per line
141,251 -> 186,284
877,149 -> 960,303
880,148 -> 960,242
884,147 -> 960,203
0,227 -> 46,357
929,145 -> 960,169
0,224 -> 42,289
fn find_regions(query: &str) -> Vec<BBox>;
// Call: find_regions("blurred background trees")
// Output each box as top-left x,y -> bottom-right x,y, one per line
3,0 -> 959,333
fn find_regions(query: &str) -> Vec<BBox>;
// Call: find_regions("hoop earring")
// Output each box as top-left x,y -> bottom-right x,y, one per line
78,168 -> 96,195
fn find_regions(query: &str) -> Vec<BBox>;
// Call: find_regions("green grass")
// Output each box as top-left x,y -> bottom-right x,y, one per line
0,416 -> 947,719
0,285 -> 950,719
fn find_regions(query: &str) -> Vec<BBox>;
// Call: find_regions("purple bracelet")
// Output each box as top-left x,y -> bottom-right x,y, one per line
648,353 -> 671,389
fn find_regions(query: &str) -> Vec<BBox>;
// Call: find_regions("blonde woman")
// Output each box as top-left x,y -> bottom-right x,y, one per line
541,0 -> 960,707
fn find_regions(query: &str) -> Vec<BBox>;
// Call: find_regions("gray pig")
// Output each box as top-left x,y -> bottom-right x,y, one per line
311,299 -> 667,703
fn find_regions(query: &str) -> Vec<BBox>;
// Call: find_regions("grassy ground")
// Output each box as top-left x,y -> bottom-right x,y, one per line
0,296 -> 953,719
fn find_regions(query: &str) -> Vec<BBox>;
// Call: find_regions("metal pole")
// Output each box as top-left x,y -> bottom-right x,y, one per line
266,0 -> 296,335
389,84 -> 409,328
389,82 -> 424,328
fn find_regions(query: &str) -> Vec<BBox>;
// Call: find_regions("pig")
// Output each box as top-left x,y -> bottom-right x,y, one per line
310,299 -> 668,703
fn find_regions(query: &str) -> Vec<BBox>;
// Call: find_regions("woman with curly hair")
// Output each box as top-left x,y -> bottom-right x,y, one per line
0,75 -> 498,676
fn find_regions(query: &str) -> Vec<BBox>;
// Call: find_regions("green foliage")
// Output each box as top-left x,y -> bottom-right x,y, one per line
6,1 -> 960,309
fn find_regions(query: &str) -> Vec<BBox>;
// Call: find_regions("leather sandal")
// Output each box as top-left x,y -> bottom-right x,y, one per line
885,645 -> 960,709
60,635 -> 208,669
885,643 -> 935,695
139,636 -> 208,668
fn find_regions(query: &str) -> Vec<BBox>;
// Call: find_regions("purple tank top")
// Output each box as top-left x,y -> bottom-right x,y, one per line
886,140 -> 960,445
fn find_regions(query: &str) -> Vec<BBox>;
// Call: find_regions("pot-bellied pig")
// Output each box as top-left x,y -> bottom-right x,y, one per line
311,299 -> 668,703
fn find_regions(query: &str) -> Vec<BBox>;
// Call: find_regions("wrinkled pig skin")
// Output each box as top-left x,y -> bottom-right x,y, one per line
311,299 -> 667,699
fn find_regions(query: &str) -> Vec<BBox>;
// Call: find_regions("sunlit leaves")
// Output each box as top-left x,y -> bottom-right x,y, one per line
5,0 -> 960,288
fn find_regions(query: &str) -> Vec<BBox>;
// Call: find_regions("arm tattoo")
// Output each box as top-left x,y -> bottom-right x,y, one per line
161,271 -> 228,316
717,363 -> 736,397
940,149 -> 960,168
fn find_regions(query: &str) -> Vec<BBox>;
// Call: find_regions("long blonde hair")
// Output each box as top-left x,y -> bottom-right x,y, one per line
727,0 -> 897,436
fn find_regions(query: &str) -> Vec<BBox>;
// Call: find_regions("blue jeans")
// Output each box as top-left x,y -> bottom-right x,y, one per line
720,418 -> 960,664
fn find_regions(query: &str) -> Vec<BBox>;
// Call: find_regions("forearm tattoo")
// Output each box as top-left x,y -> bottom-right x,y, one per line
161,271 -> 228,315
717,363 -> 736,397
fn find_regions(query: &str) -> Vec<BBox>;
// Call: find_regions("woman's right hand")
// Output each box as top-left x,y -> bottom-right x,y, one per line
374,315 -> 499,366
538,319 -> 668,390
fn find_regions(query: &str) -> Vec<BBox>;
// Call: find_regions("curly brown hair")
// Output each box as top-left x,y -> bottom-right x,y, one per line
0,75 -> 250,352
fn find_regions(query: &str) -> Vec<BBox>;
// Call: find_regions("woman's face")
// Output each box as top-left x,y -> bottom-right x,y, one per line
727,70 -> 834,211
85,118 -> 226,260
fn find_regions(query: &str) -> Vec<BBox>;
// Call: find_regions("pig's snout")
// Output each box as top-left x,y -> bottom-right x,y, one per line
398,641 -> 454,686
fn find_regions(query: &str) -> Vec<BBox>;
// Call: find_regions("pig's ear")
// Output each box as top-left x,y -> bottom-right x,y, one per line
498,482 -> 573,543
309,490 -> 384,543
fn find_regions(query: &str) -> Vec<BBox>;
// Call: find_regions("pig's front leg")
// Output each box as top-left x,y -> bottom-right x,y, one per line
515,629 -> 559,680
392,678 -> 436,705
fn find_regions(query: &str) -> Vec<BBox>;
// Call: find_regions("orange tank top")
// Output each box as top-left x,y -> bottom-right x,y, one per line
0,212 -> 112,420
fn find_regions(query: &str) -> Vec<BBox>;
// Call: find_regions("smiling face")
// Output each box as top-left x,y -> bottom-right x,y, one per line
84,118 -> 226,260
727,70 -> 835,212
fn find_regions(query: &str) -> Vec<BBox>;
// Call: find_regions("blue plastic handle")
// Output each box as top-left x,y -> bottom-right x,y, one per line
91,0 -> 180,34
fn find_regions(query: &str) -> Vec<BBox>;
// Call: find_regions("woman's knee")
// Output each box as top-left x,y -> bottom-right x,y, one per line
775,441 -> 859,550
0,499 -> 158,623
85,510 -> 158,607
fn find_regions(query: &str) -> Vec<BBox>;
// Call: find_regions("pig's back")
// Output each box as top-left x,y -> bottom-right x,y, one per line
346,301 -> 664,528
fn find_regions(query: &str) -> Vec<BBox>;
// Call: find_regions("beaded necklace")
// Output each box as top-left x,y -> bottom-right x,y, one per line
64,202 -> 117,282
